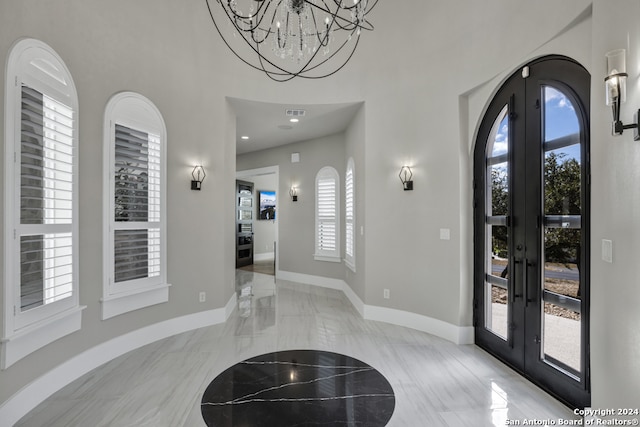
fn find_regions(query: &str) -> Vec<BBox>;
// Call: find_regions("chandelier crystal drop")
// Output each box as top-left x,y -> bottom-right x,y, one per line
205,0 -> 379,81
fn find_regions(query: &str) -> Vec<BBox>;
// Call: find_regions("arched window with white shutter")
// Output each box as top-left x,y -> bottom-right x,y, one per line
102,92 -> 169,320
314,166 -> 341,262
2,38 -> 83,368
344,158 -> 355,271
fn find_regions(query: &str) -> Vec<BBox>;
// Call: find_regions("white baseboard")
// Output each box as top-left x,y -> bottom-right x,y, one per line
277,270 -> 474,345
253,252 -> 275,262
0,294 -> 236,427
364,305 -> 474,345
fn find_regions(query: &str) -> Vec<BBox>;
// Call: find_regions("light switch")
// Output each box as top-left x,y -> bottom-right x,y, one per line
440,228 -> 450,240
602,239 -> 613,263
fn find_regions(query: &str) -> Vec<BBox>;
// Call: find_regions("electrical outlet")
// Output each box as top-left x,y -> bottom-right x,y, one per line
383,289 -> 390,299
199,292 -> 206,303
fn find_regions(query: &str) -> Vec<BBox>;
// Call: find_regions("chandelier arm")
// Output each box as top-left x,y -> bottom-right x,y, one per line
256,49 -> 300,82
307,0 -> 359,29
232,10 -> 328,77
295,30 -> 359,74
248,15 -> 277,45
226,7 -> 270,34
258,34 -> 360,81
251,0 -> 283,35
328,0 -> 379,13
266,24 -> 362,77
296,32 -> 361,78
230,14 -> 271,46
220,0 -> 282,46
250,28 -> 271,45
305,0 -> 375,32
224,0 -> 270,21
328,0 -> 361,11
270,26 -> 360,77
207,0 -> 296,76
308,7 -> 330,46
255,20 -> 359,80
211,0 -> 338,78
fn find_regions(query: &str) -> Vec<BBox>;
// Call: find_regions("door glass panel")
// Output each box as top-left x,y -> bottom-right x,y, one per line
485,224 -> 509,340
542,86 -> 582,373
485,106 -> 509,340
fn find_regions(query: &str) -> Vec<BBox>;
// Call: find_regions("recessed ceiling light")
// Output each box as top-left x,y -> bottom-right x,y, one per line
289,118 -> 299,123
241,136 -> 250,140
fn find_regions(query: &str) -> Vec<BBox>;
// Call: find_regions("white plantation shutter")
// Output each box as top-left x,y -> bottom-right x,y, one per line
318,178 -> 337,251
315,167 -> 340,261
344,158 -> 355,270
19,85 -> 75,311
112,124 -> 161,285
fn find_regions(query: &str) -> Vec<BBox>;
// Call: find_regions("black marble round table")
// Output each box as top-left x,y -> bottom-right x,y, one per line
201,349 -> 395,426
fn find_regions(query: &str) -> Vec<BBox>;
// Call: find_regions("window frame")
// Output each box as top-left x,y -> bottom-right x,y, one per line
2,38 -> 84,369
344,158 -> 356,272
102,92 -> 169,320
314,166 -> 341,262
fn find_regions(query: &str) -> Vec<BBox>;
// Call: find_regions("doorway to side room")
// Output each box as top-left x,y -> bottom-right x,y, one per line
236,166 -> 279,276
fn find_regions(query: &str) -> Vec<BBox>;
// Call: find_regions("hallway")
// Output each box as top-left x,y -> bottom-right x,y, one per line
17,271 -> 579,426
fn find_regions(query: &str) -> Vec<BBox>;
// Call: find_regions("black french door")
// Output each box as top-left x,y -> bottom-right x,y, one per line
474,56 -> 590,408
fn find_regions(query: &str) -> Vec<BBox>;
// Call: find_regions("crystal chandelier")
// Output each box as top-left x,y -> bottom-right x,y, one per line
205,0 -> 379,81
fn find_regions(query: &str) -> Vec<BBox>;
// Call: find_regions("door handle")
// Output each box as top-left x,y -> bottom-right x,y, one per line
513,258 -> 534,307
510,257 -> 521,304
523,259 -> 535,307
523,258 -> 529,308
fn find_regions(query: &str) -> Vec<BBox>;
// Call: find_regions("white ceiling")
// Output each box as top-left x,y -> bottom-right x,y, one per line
228,97 -> 363,155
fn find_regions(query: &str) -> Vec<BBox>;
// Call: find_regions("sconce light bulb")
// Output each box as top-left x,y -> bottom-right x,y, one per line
399,166 -> 413,190
191,165 -> 206,187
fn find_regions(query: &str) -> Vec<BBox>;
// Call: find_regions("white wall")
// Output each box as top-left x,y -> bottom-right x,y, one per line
344,106 -> 367,300
590,0 -> 640,411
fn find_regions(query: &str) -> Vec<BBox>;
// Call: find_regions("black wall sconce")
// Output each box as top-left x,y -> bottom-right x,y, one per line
191,165 -> 206,190
605,49 -> 640,140
289,186 -> 298,202
399,166 -> 413,191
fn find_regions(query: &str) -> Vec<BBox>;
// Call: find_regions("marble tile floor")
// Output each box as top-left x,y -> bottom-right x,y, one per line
16,270 -> 580,427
